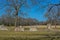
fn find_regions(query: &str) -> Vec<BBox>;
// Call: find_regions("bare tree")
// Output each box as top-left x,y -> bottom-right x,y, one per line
45,4 -> 60,28
5,0 -> 43,27
6,0 -> 26,27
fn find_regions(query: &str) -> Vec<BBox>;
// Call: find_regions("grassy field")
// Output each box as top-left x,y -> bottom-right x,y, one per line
0,31 -> 60,40
0,25 -> 60,40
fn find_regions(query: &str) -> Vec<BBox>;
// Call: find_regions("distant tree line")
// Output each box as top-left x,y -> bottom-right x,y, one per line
0,13 -> 40,26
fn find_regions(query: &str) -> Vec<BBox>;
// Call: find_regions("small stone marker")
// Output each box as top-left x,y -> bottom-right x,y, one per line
15,26 -> 24,31
15,27 -> 20,31
30,26 -> 37,31
19,26 -> 24,31
0,25 -> 8,30
47,23 -> 51,30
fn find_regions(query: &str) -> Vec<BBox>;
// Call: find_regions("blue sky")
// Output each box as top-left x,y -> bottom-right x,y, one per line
0,0 -> 60,21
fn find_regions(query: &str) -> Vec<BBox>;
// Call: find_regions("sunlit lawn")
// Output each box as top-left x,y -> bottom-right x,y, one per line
0,25 -> 60,37
0,25 -> 60,40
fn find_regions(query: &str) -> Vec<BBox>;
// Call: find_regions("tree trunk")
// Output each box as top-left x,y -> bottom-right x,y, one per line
54,20 -> 56,28
15,10 -> 18,27
15,15 -> 18,27
55,22 -> 56,28
14,11 -> 19,31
